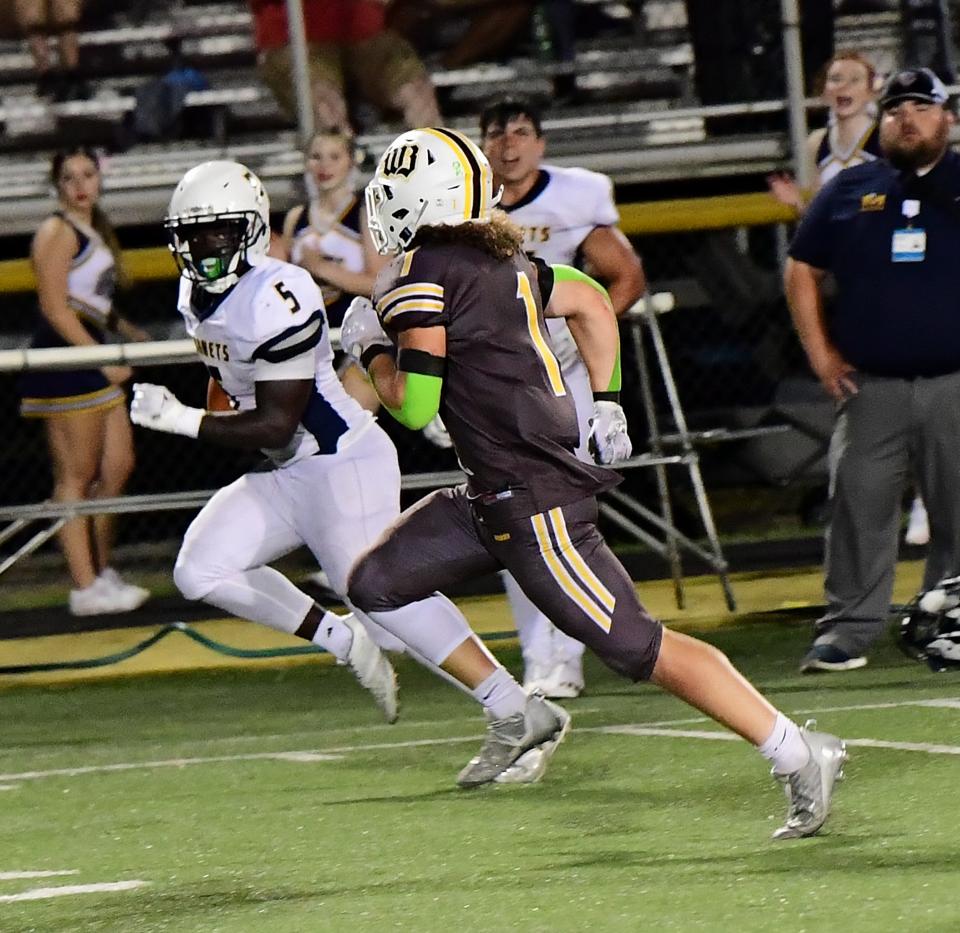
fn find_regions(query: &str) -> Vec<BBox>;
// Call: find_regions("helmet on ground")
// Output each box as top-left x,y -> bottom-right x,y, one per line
165,160 -> 270,293
898,577 -> 960,672
365,127 -> 500,255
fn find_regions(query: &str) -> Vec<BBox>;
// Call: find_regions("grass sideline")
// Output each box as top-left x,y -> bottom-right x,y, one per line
0,587 -> 958,931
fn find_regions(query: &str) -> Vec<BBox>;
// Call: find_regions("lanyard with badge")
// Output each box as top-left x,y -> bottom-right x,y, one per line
892,198 -> 925,262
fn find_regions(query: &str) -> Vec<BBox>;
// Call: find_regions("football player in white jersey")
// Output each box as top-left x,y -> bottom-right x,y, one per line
130,160 -> 566,785
480,95 -> 645,699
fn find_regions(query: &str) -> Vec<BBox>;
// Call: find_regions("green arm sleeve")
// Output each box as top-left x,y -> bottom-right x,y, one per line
551,264 -> 621,393
551,263 -> 611,302
385,371 -> 443,430
606,346 -> 622,394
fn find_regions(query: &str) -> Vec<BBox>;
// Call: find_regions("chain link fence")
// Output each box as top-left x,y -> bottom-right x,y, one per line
0,202 -> 831,581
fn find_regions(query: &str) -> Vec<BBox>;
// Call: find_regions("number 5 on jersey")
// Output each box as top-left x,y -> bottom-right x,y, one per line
274,281 -> 301,313
517,271 -> 566,397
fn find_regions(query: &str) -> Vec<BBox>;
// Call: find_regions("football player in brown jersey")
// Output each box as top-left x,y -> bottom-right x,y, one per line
341,128 -> 848,838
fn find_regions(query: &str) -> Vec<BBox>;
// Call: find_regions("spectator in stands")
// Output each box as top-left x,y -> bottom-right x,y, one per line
249,0 -> 440,134
769,51 -> 930,547
18,146 -> 151,617
479,94 -> 645,699
784,68 -> 960,673
768,51 -> 881,214
387,0 -> 536,71
279,128 -> 386,412
13,0 -> 89,101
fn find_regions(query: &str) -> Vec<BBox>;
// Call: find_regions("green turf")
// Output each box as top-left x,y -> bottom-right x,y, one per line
0,615 -> 958,932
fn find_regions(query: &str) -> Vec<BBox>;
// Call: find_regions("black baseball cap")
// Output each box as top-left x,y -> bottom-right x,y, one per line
878,67 -> 950,110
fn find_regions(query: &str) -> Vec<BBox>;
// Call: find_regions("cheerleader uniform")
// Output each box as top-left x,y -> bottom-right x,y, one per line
815,118 -> 881,185
19,213 -> 125,419
288,193 -> 365,329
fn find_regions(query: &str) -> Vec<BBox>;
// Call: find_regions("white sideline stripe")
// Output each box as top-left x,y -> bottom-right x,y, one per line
600,726 -> 739,742
0,870 -> 78,880
605,697 -> 960,730
0,785 -> 17,791
912,698 -> 960,709
0,881 -> 147,903
796,697 -> 960,715
211,709 -> 608,745
845,738 -> 960,755
0,697 -> 957,784
0,751 -> 342,782
595,725 -> 960,756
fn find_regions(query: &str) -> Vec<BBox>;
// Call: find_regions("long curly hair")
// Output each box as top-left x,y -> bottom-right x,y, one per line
409,210 -> 523,261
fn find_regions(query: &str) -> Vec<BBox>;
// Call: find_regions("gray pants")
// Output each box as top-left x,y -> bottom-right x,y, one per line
817,370 -> 960,654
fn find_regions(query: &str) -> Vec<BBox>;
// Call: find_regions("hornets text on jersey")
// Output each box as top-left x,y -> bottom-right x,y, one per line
501,163 -> 619,357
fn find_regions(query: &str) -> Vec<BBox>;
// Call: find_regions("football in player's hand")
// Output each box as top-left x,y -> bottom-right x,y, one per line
206,378 -> 233,411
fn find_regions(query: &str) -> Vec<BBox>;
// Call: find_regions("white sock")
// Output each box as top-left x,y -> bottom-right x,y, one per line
310,611 -> 354,662
758,712 -> 810,774
471,667 -> 527,720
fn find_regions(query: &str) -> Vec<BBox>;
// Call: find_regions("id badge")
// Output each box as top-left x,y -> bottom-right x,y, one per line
892,227 -> 926,262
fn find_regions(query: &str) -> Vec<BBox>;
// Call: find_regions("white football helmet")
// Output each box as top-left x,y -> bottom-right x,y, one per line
165,160 -> 270,292
365,127 -> 500,255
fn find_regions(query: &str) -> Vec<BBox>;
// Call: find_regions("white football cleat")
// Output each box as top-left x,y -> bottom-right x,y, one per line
343,614 -> 399,723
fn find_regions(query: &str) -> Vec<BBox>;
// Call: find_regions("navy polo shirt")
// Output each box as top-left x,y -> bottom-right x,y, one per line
789,150 -> 960,378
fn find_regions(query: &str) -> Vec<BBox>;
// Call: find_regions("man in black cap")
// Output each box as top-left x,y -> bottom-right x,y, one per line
785,67 -> 960,673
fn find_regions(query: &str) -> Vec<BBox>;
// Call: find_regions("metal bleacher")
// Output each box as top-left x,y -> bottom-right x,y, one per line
0,2 -> 908,236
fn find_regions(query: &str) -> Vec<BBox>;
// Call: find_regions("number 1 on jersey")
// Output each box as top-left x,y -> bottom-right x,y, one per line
517,271 -> 566,397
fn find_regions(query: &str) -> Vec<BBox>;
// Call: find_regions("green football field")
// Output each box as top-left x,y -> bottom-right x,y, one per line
1,605 -> 958,933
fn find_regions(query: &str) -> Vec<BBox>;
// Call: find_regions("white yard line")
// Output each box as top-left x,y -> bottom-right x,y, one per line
912,698 -> 960,709
0,870 -> 78,881
0,696 -> 956,784
595,725 -> 960,756
0,881 -> 147,903
0,750 -> 341,782
844,738 -> 960,755
795,697 -> 960,715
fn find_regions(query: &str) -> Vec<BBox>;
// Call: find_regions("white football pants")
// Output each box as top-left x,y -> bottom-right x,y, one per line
174,422 -> 485,669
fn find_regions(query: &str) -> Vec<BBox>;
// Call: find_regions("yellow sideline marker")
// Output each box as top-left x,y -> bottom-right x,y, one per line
0,561 -> 927,687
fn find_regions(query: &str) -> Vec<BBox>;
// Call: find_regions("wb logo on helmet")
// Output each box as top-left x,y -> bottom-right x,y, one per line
382,145 -> 418,178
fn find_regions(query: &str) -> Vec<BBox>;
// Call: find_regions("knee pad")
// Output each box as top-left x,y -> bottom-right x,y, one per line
173,551 -> 218,602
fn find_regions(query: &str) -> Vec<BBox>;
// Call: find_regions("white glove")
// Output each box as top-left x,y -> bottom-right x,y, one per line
130,383 -> 204,439
588,400 -> 632,465
421,413 -> 452,448
340,296 -> 391,369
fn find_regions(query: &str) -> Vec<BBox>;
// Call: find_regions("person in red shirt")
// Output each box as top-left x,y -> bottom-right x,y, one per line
250,0 -> 440,133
